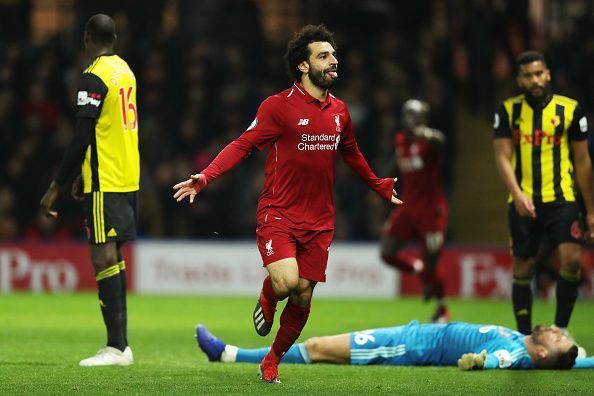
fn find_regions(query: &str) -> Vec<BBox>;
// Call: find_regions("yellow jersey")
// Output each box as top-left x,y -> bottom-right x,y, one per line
494,94 -> 588,203
77,54 -> 139,193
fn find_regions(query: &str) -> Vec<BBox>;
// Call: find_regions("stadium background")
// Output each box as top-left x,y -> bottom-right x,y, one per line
1,0 -> 594,297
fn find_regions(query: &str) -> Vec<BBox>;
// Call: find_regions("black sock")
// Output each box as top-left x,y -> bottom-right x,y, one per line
118,260 -> 128,346
512,278 -> 532,335
555,270 -> 580,328
96,264 -> 125,351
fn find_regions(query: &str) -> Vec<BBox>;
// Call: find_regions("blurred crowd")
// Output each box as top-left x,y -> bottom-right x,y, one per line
1,0 -> 594,241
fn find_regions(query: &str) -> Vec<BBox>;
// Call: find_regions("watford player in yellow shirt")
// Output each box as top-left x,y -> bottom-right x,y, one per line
493,51 -> 593,355
40,14 -> 139,366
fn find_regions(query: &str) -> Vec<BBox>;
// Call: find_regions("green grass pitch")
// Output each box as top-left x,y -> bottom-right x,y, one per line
1,293 -> 593,395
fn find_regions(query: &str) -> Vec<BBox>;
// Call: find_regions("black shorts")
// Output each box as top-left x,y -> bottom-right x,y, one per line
508,201 -> 583,258
83,191 -> 138,245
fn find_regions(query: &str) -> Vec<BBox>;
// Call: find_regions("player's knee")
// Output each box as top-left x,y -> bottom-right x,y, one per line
512,258 -> 535,279
271,276 -> 298,295
90,244 -> 118,274
560,257 -> 581,275
304,337 -> 324,357
513,268 -> 534,280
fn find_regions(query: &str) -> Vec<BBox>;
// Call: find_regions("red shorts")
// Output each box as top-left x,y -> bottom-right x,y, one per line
382,199 -> 448,253
256,220 -> 334,283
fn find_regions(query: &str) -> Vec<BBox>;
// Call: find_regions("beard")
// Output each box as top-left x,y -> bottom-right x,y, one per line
308,67 -> 336,90
522,81 -> 551,105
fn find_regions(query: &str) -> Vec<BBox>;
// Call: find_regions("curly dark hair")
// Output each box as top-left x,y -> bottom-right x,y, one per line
515,50 -> 546,74
284,24 -> 337,82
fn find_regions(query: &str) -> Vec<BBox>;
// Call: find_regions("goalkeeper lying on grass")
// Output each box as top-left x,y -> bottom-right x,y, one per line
196,321 -> 594,370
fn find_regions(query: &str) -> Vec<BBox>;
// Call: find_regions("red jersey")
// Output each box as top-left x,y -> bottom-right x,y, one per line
394,131 -> 446,208
201,83 -> 393,230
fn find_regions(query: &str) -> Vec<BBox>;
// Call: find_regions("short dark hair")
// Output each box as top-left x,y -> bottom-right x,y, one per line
85,14 -> 116,44
284,24 -> 337,82
534,345 -> 578,370
516,50 -> 546,74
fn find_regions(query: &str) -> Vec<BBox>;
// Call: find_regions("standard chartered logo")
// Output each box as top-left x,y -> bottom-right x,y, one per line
298,133 -> 341,151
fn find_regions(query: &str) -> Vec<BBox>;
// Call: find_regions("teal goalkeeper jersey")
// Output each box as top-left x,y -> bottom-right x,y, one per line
350,321 -> 532,369
437,322 -> 532,369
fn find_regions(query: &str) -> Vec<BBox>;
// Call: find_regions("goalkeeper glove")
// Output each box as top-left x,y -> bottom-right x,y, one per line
457,349 -> 487,371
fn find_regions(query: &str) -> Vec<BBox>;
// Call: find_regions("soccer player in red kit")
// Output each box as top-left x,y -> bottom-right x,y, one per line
173,25 -> 401,383
380,99 -> 450,323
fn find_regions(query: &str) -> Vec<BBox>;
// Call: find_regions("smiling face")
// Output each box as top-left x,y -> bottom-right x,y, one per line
516,60 -> 551,101
301,41 -> 338,90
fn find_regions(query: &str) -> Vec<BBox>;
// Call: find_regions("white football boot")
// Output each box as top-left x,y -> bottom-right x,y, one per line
79,346 -> 134,367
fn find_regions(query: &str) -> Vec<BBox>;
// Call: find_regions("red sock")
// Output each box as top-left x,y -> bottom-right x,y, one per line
266,302 -> 310,362
381,252 -> 420,273
261,276 -> 281,302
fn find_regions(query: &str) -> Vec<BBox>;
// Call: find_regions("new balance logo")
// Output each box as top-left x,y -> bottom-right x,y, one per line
297,118 -> 309,126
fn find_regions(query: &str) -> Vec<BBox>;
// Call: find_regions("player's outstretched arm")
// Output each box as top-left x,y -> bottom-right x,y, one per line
173,173 -> 207,204
338,116 -> 402,205
173,135 -> 258,205
457,350 -> 487,371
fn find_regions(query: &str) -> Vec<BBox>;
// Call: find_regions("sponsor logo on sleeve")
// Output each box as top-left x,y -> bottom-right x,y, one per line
493,350 -> 512,368
77,91 -> 102,107
579,116 -> 588,133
